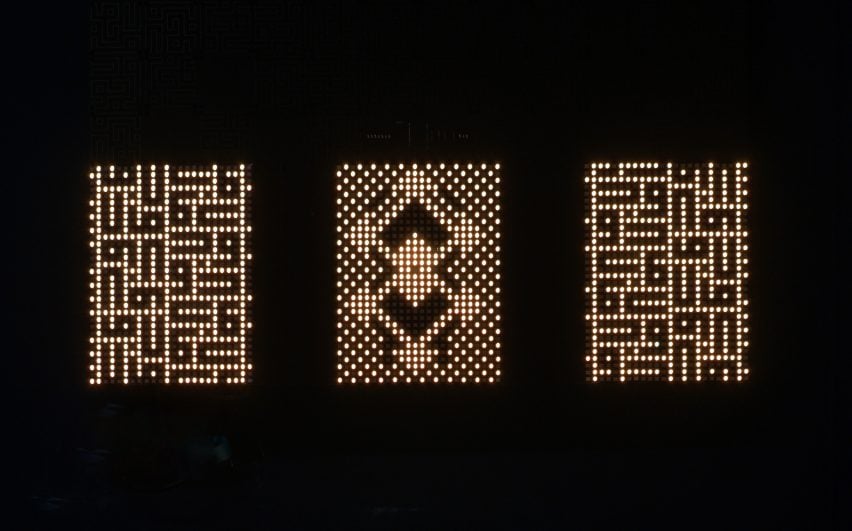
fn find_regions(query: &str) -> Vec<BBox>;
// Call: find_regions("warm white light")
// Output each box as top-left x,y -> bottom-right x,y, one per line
87,164 -> 253,385
584,162 -> 750,382
336,162 -> 503,384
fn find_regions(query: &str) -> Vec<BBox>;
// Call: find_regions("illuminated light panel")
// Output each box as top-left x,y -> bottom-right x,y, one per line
584,162 -> 750,382
336,162 -> 503,384
87,164 -> 253,385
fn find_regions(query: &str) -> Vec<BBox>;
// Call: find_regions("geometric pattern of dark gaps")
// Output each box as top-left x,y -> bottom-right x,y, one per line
379,200 -> 451,339
381,291 -> 451,339
379,200 -> 450,248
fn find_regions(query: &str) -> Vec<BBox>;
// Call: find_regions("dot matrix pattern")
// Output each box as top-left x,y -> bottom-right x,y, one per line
584,162 -> 750,382
88,164 -> 253,385
336,162 -> 502,384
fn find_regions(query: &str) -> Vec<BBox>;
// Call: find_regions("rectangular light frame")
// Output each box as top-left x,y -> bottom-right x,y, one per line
87,163 -> 253,385
584,161 -> 750,382
336,162 -> 503,384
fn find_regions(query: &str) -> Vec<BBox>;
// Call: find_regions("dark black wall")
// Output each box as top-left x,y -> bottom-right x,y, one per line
11,1 -> 846,529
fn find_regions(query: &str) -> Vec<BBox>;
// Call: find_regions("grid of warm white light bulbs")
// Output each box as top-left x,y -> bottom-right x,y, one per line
87,164 -> 253,385
584,162 -> 750,382
336,162 -> 502,384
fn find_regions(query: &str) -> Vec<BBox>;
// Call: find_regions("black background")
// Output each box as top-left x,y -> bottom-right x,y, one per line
10,1 -> 848,529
